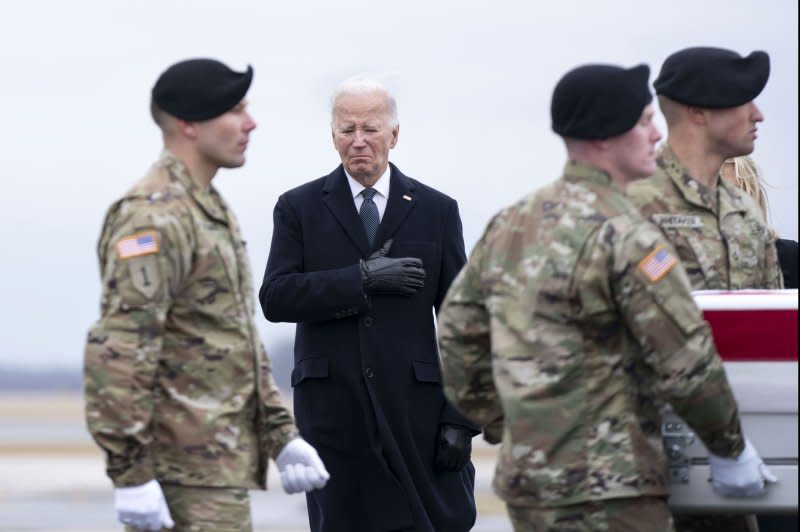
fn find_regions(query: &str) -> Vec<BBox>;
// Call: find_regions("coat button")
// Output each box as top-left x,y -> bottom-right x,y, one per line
363,316 -> 373,327
364,367 -> 375,379
335,312 -> 342,319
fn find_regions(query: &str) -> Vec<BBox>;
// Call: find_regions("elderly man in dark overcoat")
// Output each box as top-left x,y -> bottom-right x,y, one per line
259,77 -> 479,532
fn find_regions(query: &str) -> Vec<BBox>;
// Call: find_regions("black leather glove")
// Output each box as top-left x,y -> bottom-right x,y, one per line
360,239 -> 426,296
434,424 -> 472,472
483,417 -> 504,445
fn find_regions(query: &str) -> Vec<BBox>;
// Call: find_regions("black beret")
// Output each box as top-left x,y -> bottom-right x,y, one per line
551,64 -> 652,140
152,58 -> 253,121
654,47 -> 769,108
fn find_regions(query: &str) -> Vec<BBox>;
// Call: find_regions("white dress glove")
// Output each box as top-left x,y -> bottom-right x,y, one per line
275,437 -> 330,494
114,479 -> 175,530
709,438 -> 777,497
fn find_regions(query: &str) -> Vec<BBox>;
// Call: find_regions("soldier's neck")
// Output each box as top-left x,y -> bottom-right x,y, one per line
165,142 -> 217,189
666,137 -> 724,188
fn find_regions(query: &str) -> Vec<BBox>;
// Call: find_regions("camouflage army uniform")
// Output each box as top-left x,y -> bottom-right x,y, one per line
125,485 -> 252,532
438,162 -> 744,529
507,496 -> 674,532
629,146 -> 780,532
627,146 -> 782,290
84,152 -> 297,505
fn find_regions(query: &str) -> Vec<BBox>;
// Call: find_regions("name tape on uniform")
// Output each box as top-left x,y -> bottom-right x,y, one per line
651,214 -> 703,228
638,244 -> 677,283
117,231 -> 159,259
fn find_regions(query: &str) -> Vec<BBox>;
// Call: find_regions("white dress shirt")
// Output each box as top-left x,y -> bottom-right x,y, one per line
346,166 -> 390,222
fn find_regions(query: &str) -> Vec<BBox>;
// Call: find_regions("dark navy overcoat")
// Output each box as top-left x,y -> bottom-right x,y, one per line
260,163 -> 477,532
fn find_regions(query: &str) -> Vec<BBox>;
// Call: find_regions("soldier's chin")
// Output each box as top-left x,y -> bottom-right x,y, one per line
639,160 -> 657,177
220,156 -> 246,169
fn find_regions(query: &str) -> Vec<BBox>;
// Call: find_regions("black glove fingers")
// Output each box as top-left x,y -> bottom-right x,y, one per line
401,257 -> 423,268
406,278 -> 424,289
377,239 -> 393,257
362,250 -> 426,297
434,424 -> 472,472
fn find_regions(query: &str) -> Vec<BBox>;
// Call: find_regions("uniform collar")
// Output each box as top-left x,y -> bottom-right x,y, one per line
159,149 -> 229,225
563,160 -> 615,187
657,145 -> 718,211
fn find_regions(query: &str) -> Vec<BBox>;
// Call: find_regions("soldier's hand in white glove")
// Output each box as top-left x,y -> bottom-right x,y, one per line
275,437 -> 330,494
709,438 -> 777,497
114,479 -> 174,530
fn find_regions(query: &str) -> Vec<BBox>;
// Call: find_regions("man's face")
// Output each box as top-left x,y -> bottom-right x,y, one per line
194,100 -> 257,169
331,91 -> 398,184
704,101 -> 763,159
607,104 -> 662,183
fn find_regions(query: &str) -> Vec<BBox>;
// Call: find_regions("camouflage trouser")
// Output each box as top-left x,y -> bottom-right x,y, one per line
125,485 -> 252,532
673,513 -> 759,532
507,496 -> 675,532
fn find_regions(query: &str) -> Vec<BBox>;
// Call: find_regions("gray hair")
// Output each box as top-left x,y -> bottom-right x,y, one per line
330,76 -> 399,129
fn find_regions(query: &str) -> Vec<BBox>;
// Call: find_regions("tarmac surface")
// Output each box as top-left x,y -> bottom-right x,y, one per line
0,392 -> 514,531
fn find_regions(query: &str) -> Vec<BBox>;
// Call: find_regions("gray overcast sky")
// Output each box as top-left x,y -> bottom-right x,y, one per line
1,0 -> 797,369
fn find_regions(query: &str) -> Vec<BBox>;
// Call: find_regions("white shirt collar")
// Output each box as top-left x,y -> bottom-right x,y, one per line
345,165 -> 391,200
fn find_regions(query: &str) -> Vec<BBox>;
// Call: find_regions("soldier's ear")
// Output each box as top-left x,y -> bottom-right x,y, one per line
686,106 -> 708,126
591,138 -> 611,152
177,119 -> 198,140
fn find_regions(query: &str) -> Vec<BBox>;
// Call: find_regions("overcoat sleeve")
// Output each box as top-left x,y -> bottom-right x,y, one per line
260,193 -> 369,323
776,238 -> 798,288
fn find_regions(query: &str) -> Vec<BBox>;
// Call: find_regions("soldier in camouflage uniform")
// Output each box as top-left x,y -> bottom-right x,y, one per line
84,59 -> 329,531
437,64 -> 774,531
627,48 -> 782,532
628,47 -> 782,292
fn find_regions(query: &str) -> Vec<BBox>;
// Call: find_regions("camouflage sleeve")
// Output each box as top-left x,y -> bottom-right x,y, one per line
223,207 -> 300,457
438,220 -> 504,442
256,350 -> 299,460
609,221 -> 744,457
84,199 -> 192,486
736,191 -> 783,289
764,232 -> 784,289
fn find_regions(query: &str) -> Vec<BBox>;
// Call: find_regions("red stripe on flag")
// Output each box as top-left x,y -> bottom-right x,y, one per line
702,309 -> 798,361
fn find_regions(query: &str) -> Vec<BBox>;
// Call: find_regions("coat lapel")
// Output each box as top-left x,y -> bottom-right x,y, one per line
376,163 -> 417,247
322,165 -> 371,257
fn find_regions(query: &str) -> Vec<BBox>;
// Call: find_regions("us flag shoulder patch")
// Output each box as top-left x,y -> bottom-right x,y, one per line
117,231 -> 159,259
637,244 -> 677,283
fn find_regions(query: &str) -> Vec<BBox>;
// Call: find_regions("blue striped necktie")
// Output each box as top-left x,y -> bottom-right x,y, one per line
360,188 -> 379,246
